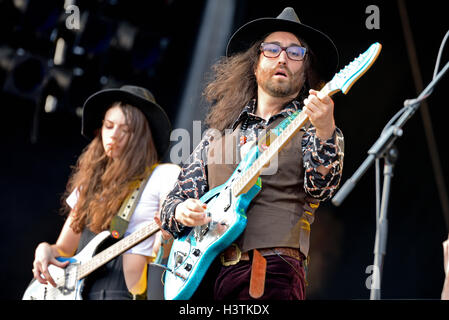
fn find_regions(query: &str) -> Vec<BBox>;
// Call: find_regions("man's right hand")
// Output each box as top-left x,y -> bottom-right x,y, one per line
175,199 -> 211,227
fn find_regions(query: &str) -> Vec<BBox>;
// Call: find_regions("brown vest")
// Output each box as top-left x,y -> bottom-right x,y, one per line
206,117 -> 318,257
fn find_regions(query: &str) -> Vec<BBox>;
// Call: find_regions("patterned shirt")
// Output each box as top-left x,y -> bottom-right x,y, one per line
161,99 -> 344,237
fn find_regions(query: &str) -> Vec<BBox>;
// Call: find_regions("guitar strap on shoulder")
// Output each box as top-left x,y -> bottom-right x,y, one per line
109,164 -> 157,239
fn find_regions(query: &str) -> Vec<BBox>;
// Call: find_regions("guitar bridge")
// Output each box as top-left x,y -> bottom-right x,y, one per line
57,262 -> 78,296
194,223 -> 210,242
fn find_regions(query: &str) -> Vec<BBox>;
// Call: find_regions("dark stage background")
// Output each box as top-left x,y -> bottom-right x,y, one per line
1,0 -> 448,300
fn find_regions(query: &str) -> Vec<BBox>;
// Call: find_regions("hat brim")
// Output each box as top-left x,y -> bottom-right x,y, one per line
81,89 -> 171,159
226,18 -> 339,81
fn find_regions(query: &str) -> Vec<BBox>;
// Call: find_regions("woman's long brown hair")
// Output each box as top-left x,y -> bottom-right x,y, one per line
62,102 -> 158,233
204,36 -> 321,132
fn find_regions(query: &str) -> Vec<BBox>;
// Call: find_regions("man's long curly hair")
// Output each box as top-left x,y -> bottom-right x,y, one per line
62,102 -> 158,234
204,36 -> 322,132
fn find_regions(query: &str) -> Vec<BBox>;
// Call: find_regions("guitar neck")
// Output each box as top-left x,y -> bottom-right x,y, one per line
231,82 -> 339,197
77,221 -> 160,279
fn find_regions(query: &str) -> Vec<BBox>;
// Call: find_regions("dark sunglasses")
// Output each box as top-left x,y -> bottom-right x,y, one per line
260,42 -> 307,61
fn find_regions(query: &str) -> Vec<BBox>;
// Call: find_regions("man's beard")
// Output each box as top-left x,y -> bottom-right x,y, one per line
257,66 -> 305,98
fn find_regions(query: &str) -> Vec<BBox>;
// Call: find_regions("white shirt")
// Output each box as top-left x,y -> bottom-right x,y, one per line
66,163 -> 180,257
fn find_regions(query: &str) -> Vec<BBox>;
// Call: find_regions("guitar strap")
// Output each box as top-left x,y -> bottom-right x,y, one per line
109,164 -> 157,239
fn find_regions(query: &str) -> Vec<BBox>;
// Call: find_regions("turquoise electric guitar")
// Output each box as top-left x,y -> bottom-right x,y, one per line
164,42 -> 382,300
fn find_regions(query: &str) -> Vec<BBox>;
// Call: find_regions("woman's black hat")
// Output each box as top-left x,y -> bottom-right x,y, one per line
81,85 -> 171,159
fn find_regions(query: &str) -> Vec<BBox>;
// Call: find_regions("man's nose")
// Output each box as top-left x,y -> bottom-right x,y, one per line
277,50 -> 288,64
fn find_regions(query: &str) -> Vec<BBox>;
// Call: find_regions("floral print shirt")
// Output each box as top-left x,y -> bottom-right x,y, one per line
161,99 -> 344,237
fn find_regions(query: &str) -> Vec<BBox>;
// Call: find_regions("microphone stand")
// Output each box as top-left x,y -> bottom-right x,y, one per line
332,60 -> 449,299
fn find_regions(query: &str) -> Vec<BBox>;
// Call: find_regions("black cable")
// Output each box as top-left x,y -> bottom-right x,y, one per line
381,29 -> 449,136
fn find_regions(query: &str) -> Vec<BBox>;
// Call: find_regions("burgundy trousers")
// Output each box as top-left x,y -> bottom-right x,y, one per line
193,254 -> 306,300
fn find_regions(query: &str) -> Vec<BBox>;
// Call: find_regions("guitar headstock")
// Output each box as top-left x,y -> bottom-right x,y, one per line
326,42 -> 382,96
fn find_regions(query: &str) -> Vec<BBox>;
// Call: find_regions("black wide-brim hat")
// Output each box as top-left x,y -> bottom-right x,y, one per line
81,85 -> 171,159
226,7 -> 339,82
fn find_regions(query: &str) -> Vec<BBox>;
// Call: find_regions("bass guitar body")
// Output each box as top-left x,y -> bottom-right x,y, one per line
23,231 -> 111,300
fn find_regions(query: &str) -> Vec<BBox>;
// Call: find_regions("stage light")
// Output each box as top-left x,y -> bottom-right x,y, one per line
44,94 -> 58,113
53,38 -> 67,66
114,21 -> 138,51
2,48 -> 49,101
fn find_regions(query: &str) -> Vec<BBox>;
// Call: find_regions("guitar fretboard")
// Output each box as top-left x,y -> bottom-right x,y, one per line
231,83 -> 335,197
77,221 -> 160,280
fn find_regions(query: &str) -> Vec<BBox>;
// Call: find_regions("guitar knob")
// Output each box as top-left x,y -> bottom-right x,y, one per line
192,249 -> 201,256
184,264 -> 192,271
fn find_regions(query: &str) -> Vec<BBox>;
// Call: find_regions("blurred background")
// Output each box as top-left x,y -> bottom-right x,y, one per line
0,0 -> 448,300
